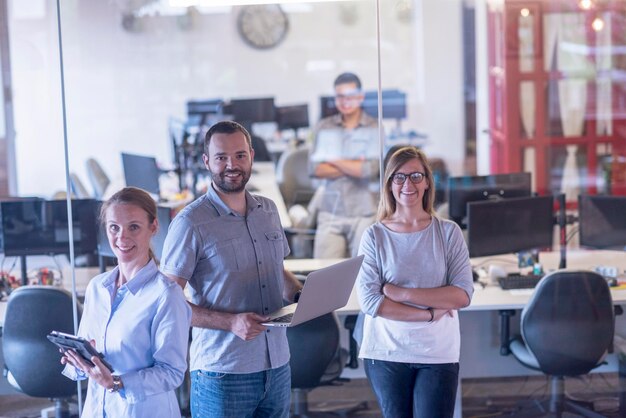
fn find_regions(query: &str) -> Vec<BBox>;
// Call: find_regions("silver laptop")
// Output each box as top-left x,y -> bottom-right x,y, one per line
263,255 -> 364,327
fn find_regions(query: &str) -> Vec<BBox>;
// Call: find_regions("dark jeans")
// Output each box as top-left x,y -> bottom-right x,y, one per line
364,359 -> 459,418
190,363 -> 291,418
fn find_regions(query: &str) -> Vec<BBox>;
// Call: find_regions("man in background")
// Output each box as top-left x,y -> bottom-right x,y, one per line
309,72 -> 380,258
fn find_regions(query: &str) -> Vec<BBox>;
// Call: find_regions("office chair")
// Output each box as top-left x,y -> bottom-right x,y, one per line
85,158 -> 111,199
276,146 -> 316,208
287,310 -> 367,417
251,135 -> 273,162
2,286 -> 82,418
506,270 -> 614,417
69,173 -> 91,199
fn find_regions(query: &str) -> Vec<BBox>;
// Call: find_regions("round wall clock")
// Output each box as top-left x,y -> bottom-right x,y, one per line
237,5 -> 289,50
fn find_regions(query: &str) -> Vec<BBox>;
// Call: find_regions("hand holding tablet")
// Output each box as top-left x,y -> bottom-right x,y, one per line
47,330 -> 114,372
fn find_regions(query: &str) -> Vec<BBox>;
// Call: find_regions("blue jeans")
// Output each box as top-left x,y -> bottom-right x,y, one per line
190,364 -> 291,418
364,359 -> 459,418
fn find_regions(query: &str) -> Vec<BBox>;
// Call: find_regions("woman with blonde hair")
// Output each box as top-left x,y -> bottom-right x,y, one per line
357,146 -> 473,418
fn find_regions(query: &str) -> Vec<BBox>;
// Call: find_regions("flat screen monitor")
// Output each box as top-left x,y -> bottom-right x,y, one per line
319,90 -> 407,120
186,99 -> 224,127
578,195 -> 626,249
276,104 -> 309,131
320,95 -> 337,119
97,205 -> 172,260
467,195 -> 554,258
448,172 -> 532,227
362,90 -> 407,119
229,97 -> 276,127
0,199 -> 99,256
122,153 -> 160,196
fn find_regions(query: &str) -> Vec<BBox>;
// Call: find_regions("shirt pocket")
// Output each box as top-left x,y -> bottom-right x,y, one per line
265,231 -> 284,261
209,238 -> 249,271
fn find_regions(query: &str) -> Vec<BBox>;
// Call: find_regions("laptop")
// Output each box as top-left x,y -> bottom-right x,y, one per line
263,255 -> 364,327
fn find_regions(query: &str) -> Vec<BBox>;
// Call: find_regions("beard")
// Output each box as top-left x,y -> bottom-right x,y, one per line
210,167 -> 251,193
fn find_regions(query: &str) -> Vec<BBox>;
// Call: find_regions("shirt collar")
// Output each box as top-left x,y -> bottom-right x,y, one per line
206,183 -> 262,217
101,259 -> 158,295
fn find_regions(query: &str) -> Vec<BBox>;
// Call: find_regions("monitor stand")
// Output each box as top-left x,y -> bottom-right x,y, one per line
20,255 -> 27,286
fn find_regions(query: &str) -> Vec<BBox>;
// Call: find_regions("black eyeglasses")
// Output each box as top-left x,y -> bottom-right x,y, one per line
391,171 -> 426,185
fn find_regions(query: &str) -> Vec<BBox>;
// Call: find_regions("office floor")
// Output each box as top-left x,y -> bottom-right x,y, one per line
0,374 -> 624,418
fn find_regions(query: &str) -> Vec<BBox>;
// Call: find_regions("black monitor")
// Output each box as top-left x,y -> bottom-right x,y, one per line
0,199 -> 99,256
448,172 -> 532,227
467,195 -> 555,258
362,90 -> 407,119
228,97 -> 276,128
97,205 -> 172,260
578,195 -> 626,249
276,104 -> 309,131
121,153 -> 160,196
320,95 -> 337,119
186,99 -> 224,127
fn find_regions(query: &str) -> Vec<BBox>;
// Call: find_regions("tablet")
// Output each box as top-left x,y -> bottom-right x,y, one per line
47,330 -> 114,372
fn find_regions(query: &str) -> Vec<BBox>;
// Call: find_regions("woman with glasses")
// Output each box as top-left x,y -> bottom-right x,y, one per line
356,146 -> 473,418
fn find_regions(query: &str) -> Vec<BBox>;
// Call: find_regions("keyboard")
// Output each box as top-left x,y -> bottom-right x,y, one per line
498,274 -> 544,290
270,313 -> 294,324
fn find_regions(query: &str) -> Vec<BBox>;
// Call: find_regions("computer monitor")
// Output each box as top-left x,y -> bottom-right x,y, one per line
320,95 -> 337,119
467,195 -> 554,258
362,90 -> 407,119
121,153 -> 160,196
448,172 -> 532,227
228,97 -> 276,128
97,205 -> 172,260
186,99 -> 224,127
276,104 -> 309,131
578,195 -> 626,249
0,199 -> 99,256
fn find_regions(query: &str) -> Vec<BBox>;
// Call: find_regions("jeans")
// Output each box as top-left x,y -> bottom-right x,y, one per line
364,359 -> 459,418
190,364 -> 291,418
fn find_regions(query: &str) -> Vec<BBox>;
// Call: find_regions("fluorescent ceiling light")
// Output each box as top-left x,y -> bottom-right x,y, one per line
169,0 -> 358,7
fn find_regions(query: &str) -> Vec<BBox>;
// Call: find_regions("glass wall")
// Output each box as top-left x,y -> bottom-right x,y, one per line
4,0 -> 626,410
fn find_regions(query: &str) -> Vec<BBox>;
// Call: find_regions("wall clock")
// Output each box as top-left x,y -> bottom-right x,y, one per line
237,5 -> 289,50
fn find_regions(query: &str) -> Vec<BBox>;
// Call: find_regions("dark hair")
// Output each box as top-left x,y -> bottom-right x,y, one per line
204,120 -> 253,156
378,146 -> 436,221
334,72 -> 362,90
99,187 -> 158,262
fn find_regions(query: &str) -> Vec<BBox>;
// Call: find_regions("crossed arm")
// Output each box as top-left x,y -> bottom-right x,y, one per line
376,284 -> 470,322
314,160 -> 367,179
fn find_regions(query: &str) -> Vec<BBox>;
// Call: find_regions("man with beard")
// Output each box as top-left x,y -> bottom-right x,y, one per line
161,120 -> 302,418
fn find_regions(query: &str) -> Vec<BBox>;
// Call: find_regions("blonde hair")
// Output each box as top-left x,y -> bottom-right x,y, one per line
377,146 -> 436,221
100,187 -> 159,262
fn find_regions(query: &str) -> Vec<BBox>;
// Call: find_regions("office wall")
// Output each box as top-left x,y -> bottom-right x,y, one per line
8,0 -> 466,197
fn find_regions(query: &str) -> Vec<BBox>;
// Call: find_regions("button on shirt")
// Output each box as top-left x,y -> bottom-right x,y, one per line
161,185 -> 291,374
309,111 -> 380,217
62,260 -> 191,418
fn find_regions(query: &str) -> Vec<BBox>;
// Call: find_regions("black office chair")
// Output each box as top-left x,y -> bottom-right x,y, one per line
2,286 -> 82,418
287,311 -> 367,417
507,270 -> 614,417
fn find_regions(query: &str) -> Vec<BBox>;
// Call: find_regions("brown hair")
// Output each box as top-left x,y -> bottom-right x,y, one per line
99,187 -> 158,262
204,120 -> 253,156
377,146 -> 436,221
